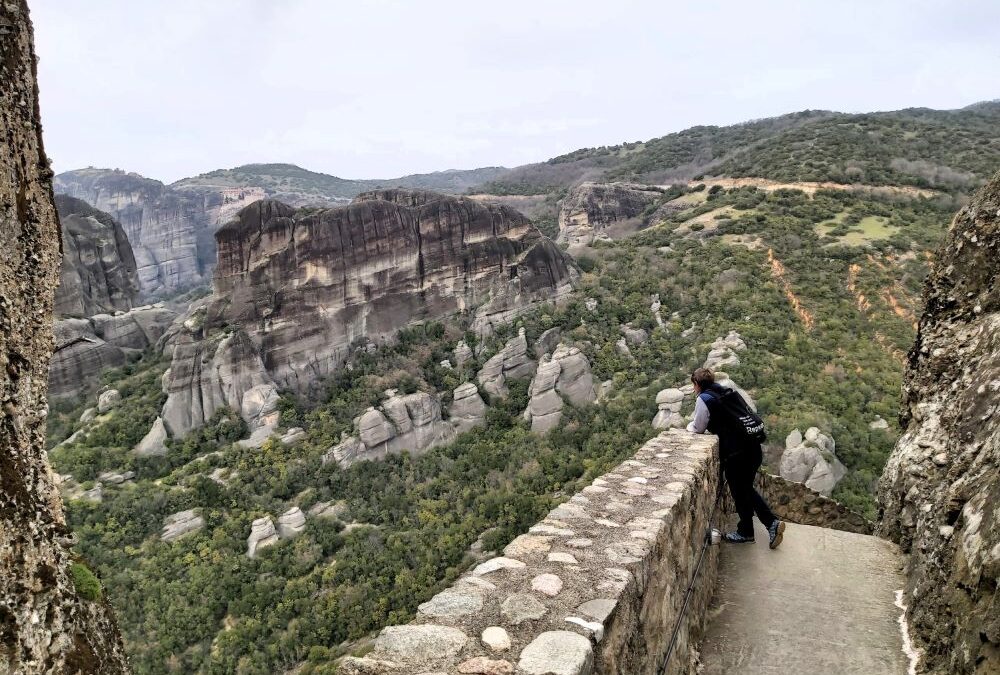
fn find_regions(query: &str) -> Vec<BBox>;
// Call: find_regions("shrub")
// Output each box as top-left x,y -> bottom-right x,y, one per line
70,562 -> 102,601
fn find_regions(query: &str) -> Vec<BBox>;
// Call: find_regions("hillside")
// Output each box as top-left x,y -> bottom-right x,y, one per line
481,102 -> 1000,195
172,162 -> 509,204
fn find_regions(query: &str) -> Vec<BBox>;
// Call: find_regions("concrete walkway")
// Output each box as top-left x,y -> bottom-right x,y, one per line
700,521 -> 911,674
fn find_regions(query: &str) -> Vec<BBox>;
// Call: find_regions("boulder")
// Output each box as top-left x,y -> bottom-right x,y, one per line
534,327 -> 562,358
276,507 -> 306,539
97,389 -> 121,413
279,427 -> 306,445
453,340 -> 474,368
161,509 -> 205,541
134,417 -> 168,456
553,344 -> 597,406
450,383 -> 487,433
522,344 -> 597,434
79,408 -> 96,423
780,427 -> 847,496
477,352 -> 508,400
621,325 -> 648,345
652,388 -> 685,430
247,517 -> 279,558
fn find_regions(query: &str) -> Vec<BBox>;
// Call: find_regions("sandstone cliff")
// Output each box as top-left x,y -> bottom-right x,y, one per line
160,190 -> 574,436
877,171 -> 1000,674
557,182 -> 664,247
54,168 -> 218,297
54,194 -> 139,317
0,2 -> 130,671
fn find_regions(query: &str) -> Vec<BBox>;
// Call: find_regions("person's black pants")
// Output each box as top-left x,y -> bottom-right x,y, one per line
723,444 -> 777,537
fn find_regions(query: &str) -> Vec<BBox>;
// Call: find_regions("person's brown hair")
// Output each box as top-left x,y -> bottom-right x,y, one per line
691,367 -> 715,390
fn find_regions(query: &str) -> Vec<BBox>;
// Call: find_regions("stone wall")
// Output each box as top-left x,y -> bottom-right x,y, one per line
0,1 -> 130,672
755,472 -> 871,535
339,430 -> 721,675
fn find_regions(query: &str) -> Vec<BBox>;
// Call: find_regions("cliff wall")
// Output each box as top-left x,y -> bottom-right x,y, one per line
0,2 -> 130,671
877,171 -> 1000,674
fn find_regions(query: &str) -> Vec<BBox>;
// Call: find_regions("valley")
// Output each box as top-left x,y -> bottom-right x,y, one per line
36,101 -> 998,674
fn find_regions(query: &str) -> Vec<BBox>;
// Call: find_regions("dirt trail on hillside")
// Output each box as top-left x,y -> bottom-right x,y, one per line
688,177 -> 939,199
767,248 -> 815,330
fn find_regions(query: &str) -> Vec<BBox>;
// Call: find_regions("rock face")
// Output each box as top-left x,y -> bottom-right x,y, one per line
522,344 -> 596,433
246,517 -> 279,558
877,172 -> 1000,674
0,3 -> 129,671
53,194 -> 139,318
161,327 -> 279,437
54,168 -> 219,297
134,417 -> 169,456
779,428 -> 846,496
324,389 -> 457,467
276,507 -> 306,539
161,509 -> 205,541
477,329 -> 539,400
450,382 -> 488,433
557,182 -> 663,247
48,304 -> 176,399
204,192 -> 573,394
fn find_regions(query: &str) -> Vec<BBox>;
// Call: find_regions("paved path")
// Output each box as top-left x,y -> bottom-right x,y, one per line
700,521 -> 911,675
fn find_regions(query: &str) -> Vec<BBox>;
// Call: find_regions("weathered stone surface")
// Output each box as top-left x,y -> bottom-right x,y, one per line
652,387 -> 685,430
417,586 -> 485,620
450,382 -> 487,433
276,507 -> 306,539
54,167 -> 221,297
368,624 -> 468,666
481,626 -> 512,652
523,343 -> 596,433
478,330 -> 539,400
97,388 -> 121,413
755,472 -> 871,534
457,656 -> 514,674
453,340 -> 474,368
780,427 -> 846,496
0,3 -> 129,670
703,330 -> 746,370
48,304 -> 176,399
557,182 -> 664,248
134,417 -> 169,456
162,509 -> 205,541
473,557 -> 526,576
531,573 -> 563,596
517,631 -> 594,675
53,194 -> 138,318
620,324 -> 648,346
501,593 -> 548,624
534,327 -> 562,358
247,517 -> 279,558
877,171 -> 1000,675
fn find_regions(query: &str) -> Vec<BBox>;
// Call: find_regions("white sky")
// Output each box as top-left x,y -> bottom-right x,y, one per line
31,0 -> 1000,183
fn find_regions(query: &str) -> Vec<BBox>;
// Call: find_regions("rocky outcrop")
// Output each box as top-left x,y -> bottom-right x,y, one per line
324,389 -> 457,467
557,182 -> 663,247
450,382 -> 487,433
276,507 -> 306,539
161,509 -> 205,541
779,428 -> 846,496
54,168 -> 218,297
0,3 -> 129,671
651,388 -> 685,430
53,194 -> 138,318
477,329 -> 539,400
202,192 -> 572,395
246,517 -> 279,558
877,172 -> 1000,674
48,304 -> 176,399
702,330 -> 746,370
134,417 -> 168,456
161,327 -> 279,437
522,344 -> 597,434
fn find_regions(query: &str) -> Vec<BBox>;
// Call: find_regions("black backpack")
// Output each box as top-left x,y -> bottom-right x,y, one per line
701,388 -> 767,444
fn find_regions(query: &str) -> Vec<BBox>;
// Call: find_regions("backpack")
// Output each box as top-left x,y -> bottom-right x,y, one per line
701,388 -> 767,444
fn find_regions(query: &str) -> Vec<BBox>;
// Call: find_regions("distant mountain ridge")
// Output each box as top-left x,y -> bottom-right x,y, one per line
480,101 -> 1000,195
172,162 -> 510,204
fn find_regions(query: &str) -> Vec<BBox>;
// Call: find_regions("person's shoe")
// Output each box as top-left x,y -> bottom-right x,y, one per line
722,531 -> 755,544
768,520 -> 786,550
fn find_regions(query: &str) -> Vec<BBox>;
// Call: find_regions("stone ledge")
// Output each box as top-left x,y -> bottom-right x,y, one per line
756,471 -> 871,535
340,429 -> 721,675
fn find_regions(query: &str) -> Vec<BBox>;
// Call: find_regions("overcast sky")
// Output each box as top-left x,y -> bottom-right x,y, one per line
32,0 -> 1000,183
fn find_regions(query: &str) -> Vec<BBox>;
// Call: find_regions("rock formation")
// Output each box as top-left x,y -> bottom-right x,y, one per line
877,171 -> 1000,674
161,190 -> 572,426
324,389 -> 457,467
477,329 -> 539,400
522,344 -> 597,433
651,388 -> 685,430
53,194 -> 139,318
780,428 -> 846,496
161,509 -> 205,542
276,507 -> 306,539
48,304 -> 176,399
134,417 -> 169,456
54,168 -> 217,297
0,2 -> 129,670
246,517 -> 279,558
161,327 -> 280,437
702,330 -> 746,370
557,182 -> 663,247
450,382 -> 488,433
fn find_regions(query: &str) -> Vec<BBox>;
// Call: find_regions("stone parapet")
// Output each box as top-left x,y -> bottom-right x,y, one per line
339,429 -> 721,675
